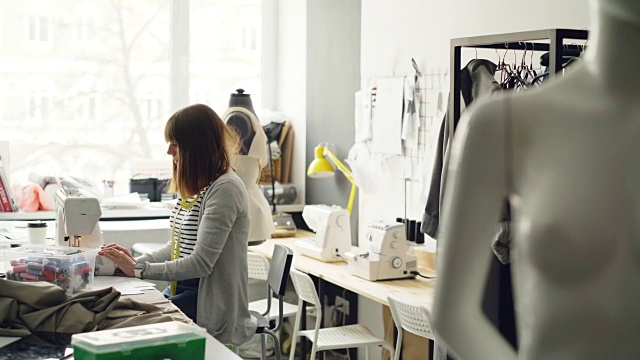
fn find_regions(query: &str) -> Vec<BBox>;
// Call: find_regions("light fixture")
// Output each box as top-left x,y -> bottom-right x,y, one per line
307,143 -> 357,214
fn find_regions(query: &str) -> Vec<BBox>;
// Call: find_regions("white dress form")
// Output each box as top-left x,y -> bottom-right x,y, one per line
223,93 -> 275,243
433,1 -> 640,359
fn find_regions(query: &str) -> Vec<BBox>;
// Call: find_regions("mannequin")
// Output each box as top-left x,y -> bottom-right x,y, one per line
433,1 -> 640,359
226,89 -> 257,155
223,89 -> 275,245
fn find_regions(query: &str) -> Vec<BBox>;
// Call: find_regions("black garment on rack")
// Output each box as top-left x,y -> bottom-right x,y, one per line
421,59 -> 502,237
421,59 -> 519,352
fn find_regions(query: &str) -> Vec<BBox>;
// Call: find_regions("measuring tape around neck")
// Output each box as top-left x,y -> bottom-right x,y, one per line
169,194 -> 200,296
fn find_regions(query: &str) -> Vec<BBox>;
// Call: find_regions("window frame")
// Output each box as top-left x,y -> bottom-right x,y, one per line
26,14 -> 52,45
261,0 -> 277,110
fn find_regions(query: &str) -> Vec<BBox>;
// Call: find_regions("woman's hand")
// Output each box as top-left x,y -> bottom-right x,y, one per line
101,244 -> 135,259
99,244 -> 136,277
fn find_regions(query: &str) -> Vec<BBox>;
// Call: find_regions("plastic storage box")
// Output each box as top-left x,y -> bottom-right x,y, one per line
2,245 -> 99,295
72,322 -> 206,360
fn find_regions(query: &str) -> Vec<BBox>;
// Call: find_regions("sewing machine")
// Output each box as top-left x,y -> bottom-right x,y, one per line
345,221 -> 417,281
55,187 -> 103,248
295,205 -> 351,262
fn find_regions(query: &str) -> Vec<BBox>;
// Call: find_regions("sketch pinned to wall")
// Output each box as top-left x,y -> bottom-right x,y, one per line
354,90 -> 372,142
401,77 -> 420,150
346,142 -> 377,193
357,68 -> 449,221
370,77 -> 404,155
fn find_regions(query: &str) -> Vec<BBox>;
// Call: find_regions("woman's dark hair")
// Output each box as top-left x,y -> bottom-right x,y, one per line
164,104 -> 240,198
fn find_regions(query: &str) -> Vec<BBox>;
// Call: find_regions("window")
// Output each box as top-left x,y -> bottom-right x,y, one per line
77,95 -> 97,121
144,94 -> 165,121
28,92 -> 49,120
75,16 -> 96,43
1,0 -> 267,195
27,15 -> 50,43
25,78 -> 54,122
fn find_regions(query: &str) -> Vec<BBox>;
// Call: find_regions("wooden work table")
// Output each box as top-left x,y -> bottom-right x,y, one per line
250,230 -> 436,310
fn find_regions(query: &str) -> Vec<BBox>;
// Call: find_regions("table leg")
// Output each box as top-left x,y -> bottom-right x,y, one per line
318,278 -> 325,360
300,302 -> 307,360
346,289 -> 358,359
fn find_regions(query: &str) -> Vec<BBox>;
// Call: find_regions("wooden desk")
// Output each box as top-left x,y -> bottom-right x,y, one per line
250,230 -> 436,309
252,231 -> 436,359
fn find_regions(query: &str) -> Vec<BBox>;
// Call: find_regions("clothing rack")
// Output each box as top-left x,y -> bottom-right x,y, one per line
449,28 -> 589,136
444,29 -> 589,355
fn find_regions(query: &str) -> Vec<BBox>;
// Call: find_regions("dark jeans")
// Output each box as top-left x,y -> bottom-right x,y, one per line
163,278 -> 199,321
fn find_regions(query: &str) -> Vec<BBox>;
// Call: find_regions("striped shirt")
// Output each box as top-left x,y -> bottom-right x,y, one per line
170,184 -> 211,258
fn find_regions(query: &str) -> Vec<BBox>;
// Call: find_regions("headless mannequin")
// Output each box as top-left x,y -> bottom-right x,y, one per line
223,89 -> 275,245
433,1 -> 640,359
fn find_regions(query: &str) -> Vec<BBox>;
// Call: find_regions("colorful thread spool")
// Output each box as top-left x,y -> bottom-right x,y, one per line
26,269 -> 44,276
42,269 -> 56,281
12,264 -> 28,273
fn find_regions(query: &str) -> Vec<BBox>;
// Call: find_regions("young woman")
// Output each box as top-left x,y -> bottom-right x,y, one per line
99,103 -> 256,346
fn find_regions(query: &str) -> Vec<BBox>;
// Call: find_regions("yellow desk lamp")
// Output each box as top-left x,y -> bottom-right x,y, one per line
307,143 -> 357,214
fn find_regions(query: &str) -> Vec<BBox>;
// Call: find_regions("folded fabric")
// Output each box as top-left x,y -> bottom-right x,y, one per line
28,173 -> 103,201
0,279 -> 183,337
12,181 -> 55,212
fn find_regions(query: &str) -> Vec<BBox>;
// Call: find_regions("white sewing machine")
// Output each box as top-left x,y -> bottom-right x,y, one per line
55,187 -> 103,248
295,205 -> 351,262
345,221 -> 417,281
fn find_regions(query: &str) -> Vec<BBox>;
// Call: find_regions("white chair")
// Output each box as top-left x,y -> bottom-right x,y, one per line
288,268 -> 394,360
387,294 -> 447,360
248,251 -> 298,321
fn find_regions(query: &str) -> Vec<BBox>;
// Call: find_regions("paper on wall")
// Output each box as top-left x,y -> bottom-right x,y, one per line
354,91 -> 372,142
401,77 -> 420,151
346,143 -> 377,194
371,77 -> 404,155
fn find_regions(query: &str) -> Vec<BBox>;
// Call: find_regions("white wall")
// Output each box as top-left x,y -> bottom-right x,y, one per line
362,0 -> 591,76
305,0 -> 361,241
275,0 -> 361,234
357,1 -> 591,360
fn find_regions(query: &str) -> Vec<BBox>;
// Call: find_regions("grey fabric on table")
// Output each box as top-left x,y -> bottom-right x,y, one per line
0,279 -> 182,337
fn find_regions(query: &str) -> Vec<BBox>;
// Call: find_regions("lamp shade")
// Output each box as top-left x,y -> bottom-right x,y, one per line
307,145 -> 335,178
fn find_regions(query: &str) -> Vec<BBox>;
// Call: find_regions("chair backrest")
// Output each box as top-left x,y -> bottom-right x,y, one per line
387,294 -> 436,340
289,268 -> 321,308
248,251 -> 271,281
268,244 -> 294,297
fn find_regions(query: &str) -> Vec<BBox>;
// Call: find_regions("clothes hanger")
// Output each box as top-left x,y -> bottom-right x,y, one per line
527,41 -> 538,81
500,44 -> 511,84
411,58 -> 422,78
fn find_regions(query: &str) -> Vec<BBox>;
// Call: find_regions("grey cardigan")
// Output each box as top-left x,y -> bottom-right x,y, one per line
135,170 -> 257,345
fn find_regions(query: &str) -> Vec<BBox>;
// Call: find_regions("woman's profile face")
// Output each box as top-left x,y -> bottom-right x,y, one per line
167,141 -> 179,165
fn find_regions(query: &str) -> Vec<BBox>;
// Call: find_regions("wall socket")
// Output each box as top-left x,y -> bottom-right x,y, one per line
335,295 -> 350,316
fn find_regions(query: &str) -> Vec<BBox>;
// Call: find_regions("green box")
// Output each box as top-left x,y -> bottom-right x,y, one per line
71,322 -> 206,360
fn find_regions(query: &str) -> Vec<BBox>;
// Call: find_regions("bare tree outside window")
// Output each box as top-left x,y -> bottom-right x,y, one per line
0,0 -> 262,196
